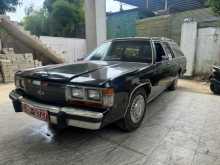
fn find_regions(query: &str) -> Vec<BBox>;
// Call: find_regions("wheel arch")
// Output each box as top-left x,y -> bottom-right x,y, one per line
123,80 -> 152,117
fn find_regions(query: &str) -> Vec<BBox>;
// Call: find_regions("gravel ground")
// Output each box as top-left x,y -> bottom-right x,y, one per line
0,80 -> 220,165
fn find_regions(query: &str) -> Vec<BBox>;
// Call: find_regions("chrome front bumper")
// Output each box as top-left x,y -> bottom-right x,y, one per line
9,91 -> 104,130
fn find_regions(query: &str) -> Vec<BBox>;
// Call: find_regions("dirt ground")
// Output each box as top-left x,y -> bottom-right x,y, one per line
178,79 -> 211,95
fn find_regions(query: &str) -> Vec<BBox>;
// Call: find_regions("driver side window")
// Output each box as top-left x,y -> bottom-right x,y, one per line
154,42 -> 167,63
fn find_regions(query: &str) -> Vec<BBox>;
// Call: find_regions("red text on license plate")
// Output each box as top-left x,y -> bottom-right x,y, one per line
22,103 -> 49,121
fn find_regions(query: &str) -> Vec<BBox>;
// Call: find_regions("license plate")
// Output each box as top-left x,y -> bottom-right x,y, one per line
22,103 -> 49,122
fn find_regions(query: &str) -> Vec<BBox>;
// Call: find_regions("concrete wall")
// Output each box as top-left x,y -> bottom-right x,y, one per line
180,21 -> 198,76
136,8 -> 215,44
40,36 -> 87,63
136,15 -> 170,39
180,21 -> 220,76
195,28 -> 220,75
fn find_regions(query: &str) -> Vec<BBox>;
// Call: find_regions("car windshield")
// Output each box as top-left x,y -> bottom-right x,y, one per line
86,41 -> 153,63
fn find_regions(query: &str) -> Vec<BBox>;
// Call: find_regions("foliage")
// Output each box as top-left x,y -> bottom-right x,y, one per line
0,0 -> 21,14
23,0 -> 85,38
23,9 -> 49,37
209,0 -> 220,15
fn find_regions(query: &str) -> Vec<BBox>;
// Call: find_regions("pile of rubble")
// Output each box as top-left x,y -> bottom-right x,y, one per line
0,48 -> 42,83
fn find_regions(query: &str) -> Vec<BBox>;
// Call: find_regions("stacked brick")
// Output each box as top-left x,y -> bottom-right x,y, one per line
0,48 -> 42,83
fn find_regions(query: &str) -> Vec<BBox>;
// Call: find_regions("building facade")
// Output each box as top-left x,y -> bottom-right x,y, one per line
118,0 -> 205,13
107,9 -> 154,39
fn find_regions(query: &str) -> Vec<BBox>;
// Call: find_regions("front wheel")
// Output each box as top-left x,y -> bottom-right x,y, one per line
117,88 -> 147,132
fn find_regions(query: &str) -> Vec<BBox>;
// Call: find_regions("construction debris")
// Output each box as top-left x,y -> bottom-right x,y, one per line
0,48 -> 42,83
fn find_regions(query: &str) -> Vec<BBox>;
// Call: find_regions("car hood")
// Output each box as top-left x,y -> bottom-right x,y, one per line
17,61 -> 151,86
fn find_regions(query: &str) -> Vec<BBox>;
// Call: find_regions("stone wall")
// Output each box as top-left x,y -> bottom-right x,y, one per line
136,15 -> 171,39
0,48 -> 42,83
136,8 -> 216,44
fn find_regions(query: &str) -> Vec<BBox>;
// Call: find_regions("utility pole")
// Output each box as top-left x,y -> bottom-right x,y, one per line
120,1 -> 123,11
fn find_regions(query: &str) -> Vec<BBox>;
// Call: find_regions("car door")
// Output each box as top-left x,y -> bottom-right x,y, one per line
154,41 -> 173,88
162,42 -> 179,82
148,41 -> 171,101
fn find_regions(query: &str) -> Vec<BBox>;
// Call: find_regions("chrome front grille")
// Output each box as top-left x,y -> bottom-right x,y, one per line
25,80 -> 66,104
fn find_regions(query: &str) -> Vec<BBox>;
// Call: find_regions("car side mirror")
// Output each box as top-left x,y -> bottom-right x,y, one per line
162,56 -> 169,61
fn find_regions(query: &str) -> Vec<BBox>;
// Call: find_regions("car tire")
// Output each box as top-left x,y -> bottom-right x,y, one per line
168,78 -> 178,91
12,101 -> 22,112
117,88 -> 147,132
210,83 -> 220,95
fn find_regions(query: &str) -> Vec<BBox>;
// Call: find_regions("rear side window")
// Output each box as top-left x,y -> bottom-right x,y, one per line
162,42 -> 174,59
154,42 -> 167,62
170,43 -> 184,57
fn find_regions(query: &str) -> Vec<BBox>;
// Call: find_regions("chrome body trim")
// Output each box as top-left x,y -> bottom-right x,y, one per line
65,85 -> 103,104
50,116 -> 102,130
123,81 -> 151,117
10,91 -> 103,130
61,107 -> 103,119
22,98 -> 60,114
67,120 -> 101,130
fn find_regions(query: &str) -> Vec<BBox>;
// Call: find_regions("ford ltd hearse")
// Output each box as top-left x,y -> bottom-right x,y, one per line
9,37 -> 186,131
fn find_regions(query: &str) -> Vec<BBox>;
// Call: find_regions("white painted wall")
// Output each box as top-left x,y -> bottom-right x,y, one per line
40,36 -> 87,63
180,21 -> 198,76
180,21 -> 220,76
195,28 -> 220,74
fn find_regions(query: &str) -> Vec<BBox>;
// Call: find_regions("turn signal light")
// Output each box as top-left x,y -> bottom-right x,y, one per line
102,88 -> 114,107
102,88 -> 114,96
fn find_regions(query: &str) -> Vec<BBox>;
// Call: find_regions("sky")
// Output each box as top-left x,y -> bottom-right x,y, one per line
7,0 -> 136,22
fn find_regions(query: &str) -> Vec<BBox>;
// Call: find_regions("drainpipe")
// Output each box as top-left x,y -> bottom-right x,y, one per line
144,0 -> 149,9
164,0 -> 168,10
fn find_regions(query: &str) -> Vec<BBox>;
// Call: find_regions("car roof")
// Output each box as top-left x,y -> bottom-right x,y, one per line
107,37 -> 175,43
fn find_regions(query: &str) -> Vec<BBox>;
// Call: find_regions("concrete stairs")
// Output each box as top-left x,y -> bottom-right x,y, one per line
0,15 -> 64,64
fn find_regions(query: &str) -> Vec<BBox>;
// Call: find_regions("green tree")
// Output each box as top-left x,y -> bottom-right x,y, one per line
0,0 -> 22,14
209,0 -> 220,15
23,0 -> 85,38
49,0 -> 84,37
23,9 -> 49,37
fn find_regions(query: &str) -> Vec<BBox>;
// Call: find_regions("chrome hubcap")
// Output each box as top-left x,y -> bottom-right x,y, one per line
130,95 -> 146,123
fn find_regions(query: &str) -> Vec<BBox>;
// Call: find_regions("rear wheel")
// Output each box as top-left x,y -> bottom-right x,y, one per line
117,88 -> 147,132
168,78 -> 178,91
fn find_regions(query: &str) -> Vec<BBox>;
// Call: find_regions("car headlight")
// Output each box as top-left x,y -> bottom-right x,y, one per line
87,89 -> 101,101
72,87 -> 84,99
66,86 -> 114,107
